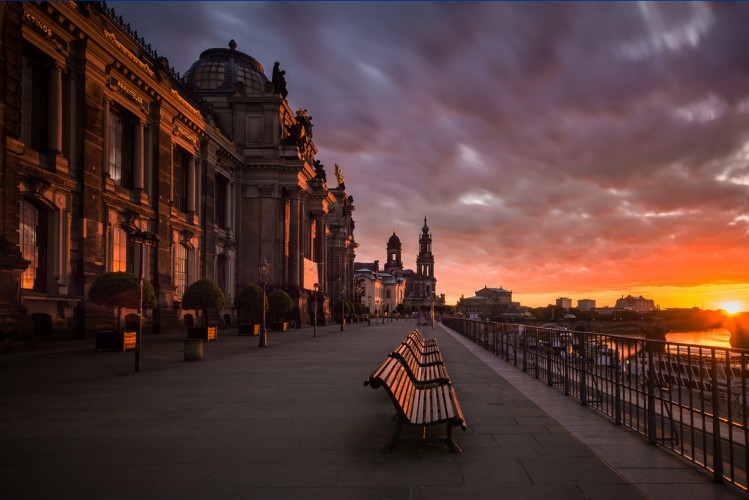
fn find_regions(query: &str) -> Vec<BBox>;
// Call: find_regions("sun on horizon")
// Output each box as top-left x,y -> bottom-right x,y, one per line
719,301 -> 745,315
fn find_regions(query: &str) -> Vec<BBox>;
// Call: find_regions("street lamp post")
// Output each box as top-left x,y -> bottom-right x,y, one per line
258,258 -> 269,347
313,282 -> 319,338
130,229 -> 159,373
367,295 -> 371,326
340,284 -> 346,332
431,293 -> 435,330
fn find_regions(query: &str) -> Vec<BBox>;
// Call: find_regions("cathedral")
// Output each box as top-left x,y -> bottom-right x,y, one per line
0,2 -> 357,343
357,217 -> 444,311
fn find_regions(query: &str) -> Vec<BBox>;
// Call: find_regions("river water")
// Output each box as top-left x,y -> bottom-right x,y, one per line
666,328 -> 732,349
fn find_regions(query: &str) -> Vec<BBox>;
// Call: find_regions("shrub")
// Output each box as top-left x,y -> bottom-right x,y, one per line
235,284 -> 267,324
89,271 -> 157,331
182,279 -> 225,326
267,289 -> 293,322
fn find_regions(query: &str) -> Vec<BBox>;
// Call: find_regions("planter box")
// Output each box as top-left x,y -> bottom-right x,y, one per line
238,323 -> 260,336
95,330 -> 136,352
270,322 -> 288,332
187,325 -> 218,342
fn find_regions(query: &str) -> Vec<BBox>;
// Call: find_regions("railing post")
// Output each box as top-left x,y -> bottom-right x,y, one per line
506,328 -> 511,363
546,331 -> 553,386
647,341 -> 657,445
711,349 -> 724,483
614,339 -> 622,425
580,342 -> 588,406
564,339 -> 570,396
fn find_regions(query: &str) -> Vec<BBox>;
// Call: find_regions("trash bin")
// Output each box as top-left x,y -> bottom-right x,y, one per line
184,339 -> 204,361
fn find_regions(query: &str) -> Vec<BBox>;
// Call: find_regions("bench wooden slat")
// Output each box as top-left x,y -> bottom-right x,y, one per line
367,350 -> 466,453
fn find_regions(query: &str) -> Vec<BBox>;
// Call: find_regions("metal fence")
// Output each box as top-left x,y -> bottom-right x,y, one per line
442,317 -> 749,492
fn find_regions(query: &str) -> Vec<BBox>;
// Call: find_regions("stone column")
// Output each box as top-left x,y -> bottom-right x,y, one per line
102,97 -> 110,170
287,188 -> 300,288
224,181 -> 232,231
48,62 -> 63,154
186,155 -> 196,213
133,120 -> 145,190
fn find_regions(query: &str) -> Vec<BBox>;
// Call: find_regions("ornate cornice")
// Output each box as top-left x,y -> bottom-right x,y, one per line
102,192 -> 154,218
104,30 -> 154,77
18,162 -> 80,192
171,217 -> 203,236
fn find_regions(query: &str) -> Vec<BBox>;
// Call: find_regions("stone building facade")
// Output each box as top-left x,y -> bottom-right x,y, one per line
0,2 -> 354,342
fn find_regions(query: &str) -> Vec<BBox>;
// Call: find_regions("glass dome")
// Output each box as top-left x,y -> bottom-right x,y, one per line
184,40 -> 269,96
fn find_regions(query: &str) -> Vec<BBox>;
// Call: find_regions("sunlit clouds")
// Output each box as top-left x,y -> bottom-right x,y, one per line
114,2 -> 749,308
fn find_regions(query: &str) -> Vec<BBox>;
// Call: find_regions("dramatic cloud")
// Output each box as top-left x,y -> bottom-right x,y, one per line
114,2 -> 749,308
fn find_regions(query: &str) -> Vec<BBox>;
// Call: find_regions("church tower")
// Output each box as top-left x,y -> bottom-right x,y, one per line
384,231 -> 403,277
416,218 -> 436,298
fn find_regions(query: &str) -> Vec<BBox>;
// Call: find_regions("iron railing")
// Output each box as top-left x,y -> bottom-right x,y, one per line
442,317 -> 749,492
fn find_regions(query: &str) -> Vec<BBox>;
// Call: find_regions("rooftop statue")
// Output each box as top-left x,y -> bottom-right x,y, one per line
271,61 -> 288,99
313,159 -> 327,183
286,107 -> 313,149
334,163 -> 346,189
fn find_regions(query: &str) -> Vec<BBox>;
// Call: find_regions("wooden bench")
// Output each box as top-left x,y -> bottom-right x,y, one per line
365,357 -> 466,453
401,336 -> 444,365
410,329 -> 438,348
391,343 -> 450,381
365,346 -> 451,388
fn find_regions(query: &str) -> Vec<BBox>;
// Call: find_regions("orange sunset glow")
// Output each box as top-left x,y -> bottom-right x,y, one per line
116,2 -> 749,309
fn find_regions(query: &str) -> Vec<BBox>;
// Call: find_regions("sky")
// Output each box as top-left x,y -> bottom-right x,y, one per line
113,2 -> 749,311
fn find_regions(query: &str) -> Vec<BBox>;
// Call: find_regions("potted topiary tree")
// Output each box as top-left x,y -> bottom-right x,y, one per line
182,279 -> 225,342
268,288 -> 293,331
235,283 -> 267,336
89,271 -> 157,351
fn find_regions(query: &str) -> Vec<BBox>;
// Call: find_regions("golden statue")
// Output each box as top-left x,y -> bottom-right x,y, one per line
334,163 -> 346,189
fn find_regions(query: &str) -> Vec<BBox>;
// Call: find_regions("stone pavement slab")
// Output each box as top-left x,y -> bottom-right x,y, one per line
0,319 -> 741,498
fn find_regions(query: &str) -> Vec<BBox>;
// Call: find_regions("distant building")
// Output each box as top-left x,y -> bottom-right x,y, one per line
578,299 -> 596,312
615,295 -> 656,313
457,286 -> 513,319
556,297 -> 572,309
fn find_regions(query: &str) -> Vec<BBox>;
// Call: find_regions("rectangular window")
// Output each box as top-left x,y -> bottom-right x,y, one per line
215,175 -> 227,228
19,200 -> 47,291
108,108 -> 134,188
112,227 -> 128,272
173,148 -> 188,213
20,200 -> 38,289
20,45 -> 49,153
174,244 -> 188,299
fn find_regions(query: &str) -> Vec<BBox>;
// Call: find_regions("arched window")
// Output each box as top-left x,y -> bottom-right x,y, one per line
174,243 -> 189,299
19,199 -> 47,291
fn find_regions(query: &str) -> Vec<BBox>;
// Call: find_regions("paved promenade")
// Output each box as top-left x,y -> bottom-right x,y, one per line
0,319 -> 743,499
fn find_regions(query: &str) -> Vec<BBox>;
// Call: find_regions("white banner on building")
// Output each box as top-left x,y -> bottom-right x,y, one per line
303,258 -> 319,290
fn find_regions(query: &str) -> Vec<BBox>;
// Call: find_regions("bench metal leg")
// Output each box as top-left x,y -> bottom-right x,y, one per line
383,418 -> 404,454
446,424 -> 463,453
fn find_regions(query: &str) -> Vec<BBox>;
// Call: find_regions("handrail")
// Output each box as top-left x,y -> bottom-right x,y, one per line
442,317 -> 749,493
